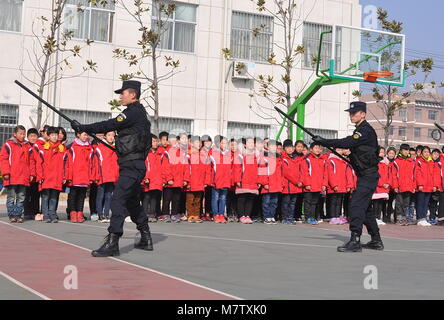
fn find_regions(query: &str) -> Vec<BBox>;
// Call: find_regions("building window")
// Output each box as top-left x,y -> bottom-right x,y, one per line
428,129 -> 435,139
59,109 -> 111,142
415,109 -> 422,120
399,108 -> 407,119
305,128 -> 338,144
0,104 -> 18,146
152,2 -> 197,53
227,121 -> 270,140
303,22 -> 341,70
0,0 -> 23,32
158,117 -> 193,135
64,0 -> 115,43
230,11 -> 273,62
414,127 -> 421,139
398,127 -> 406,137
428,110 -> 438,121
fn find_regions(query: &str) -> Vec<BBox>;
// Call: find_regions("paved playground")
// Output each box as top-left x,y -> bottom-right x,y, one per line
1,210 -> 443,300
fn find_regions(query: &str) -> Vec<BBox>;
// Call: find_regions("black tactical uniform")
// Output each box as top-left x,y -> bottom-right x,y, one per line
315,101 -> 384,252
73,80 -> 153,257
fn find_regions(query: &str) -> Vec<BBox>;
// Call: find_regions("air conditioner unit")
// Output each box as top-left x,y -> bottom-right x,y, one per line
401,136 -> 407,141
232,61 -> 255,80
402,117 -> 408,122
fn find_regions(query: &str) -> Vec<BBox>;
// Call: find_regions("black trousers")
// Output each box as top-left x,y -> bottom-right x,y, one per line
343,193 -> 351,218
162,187 -> 182,216
67,187 -> 87,212
395,192 -> 412,218
316,194 -> 326,220
204,186 -> 213,215
226,190 -> 237,217
304,192 -> 321,220
142,190 -> 162,216
327,193 -> 344,218
372,198 -> 387,221
348,173 -> 379,236
109,160 -> 149,235
437,192 -> 444,221
24,182 -> 40,216
429,192 -> 440,220
251,194 -> 263,219
237,193 -> 256,218
386,191 -> 396,222
89,183 -> 98,214
294,193 -> 304,220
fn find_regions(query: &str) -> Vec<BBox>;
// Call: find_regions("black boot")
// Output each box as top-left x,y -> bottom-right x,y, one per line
362,232 -> 384,250
337,232 -> 362,252
91,233 -> 120,257
135,230 -> 153,251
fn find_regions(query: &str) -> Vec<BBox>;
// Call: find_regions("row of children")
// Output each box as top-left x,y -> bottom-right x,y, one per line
1,125 -> 118,223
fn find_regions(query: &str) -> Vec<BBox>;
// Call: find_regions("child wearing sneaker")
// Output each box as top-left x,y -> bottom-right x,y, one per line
372,146 -> 391,226
415,146 -> 435,227
258,140 -> 282,225
392,144 -> 416,226
301,142 -> 326,225
281,139 -> 302,224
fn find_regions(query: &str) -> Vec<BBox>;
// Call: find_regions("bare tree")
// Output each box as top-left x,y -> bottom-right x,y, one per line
109,0 -> 181,135
353,8 -> 438,148
21,0 -> 98,129
223,0 -> 318,140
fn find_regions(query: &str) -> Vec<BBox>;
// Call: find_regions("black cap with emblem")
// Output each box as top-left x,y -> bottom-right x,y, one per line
114,80 -> 141,95
344,101 -> 367,113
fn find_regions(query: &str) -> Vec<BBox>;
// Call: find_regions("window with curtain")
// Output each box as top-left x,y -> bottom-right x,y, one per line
152,2 -> 197,53
303,22 -> 341,71
227,122 -> 270,140
230,11 -> 273,62
0,0 -> 23,32
414,127 -> 421,139
0,104 -> 18,146
428,110 -> 438,121
64,0 -> 115,43
59,109 -> 111,142
398,126 -> 406,137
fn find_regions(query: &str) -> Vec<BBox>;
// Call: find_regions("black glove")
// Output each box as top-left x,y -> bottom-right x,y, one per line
71,120 -> 82,132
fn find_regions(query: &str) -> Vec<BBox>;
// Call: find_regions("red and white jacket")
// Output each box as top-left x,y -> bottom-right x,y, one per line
258,152 -> 283,194
36,141 -> 67,191
142,148 -> 163,192
300,153 -> 326,193
161,145 -> 189,189
184,150 -> 211,192
66,139 -> 95,186
208,148 -> 232,189
324,153 -> 352,194
233,151 -> 259,191
415,156 -> 436,193
391,156 -> 416,193
375,157 -> 391,194
0,137 -> 36,187
94,143 -> 119,185
281,152 -> 302,194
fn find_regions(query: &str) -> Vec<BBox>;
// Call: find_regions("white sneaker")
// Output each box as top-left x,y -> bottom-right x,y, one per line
125,216 -> 132,222
376,219 -> 386,225
271,218 -> 277,224
417,219 -> 432,227
317,220 -> 323,223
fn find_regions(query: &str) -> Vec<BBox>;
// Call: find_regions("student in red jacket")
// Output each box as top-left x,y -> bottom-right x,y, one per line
66,130 -> 95,223
23,128 -> 41,220
200,135 -> 214,221
293,140 -> 306,223
160,133 -> 189,222
280,139 -> 302,224
371,147 -> 391,225
36,126 -> 67,223
301,141 -> 326,225
258,140 -> 282,225
208,136 -> 231,223
94,131 -> 118,223
415,146 -> 436,227
1,125 -> 36,223
234,137 -> 260,224
226,138 -> 238,222
392,144 -> 416,226
325,148 -> 351,225
185,136 -> 210,223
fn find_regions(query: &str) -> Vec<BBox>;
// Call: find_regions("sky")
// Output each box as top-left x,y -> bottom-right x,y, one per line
359,0 -> 444,93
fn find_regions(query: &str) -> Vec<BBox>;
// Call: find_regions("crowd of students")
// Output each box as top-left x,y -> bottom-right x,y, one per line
2,125 -> 444,227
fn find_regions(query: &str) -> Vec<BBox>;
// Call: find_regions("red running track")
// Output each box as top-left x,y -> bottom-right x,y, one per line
0,222 -> 237,300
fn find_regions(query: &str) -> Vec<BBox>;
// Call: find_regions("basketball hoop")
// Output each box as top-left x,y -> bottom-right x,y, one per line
364,71 -> 394,82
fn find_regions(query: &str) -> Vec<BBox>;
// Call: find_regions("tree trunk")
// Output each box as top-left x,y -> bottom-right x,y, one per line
37,53 -> 51,129
151,48 -> 160,136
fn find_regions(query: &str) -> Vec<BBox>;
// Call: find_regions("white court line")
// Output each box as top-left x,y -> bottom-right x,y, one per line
0,221 -> 241,300
59,221 -> 444,256
0,270 -> 51,300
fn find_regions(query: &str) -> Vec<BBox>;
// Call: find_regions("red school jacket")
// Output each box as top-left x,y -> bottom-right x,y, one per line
375,158 -> 391,194
391,156 -> 416,193
36,141 -> 67,191
324,153 -> 351,194
161,145 -> 189,189
346,163 -> 357,191
208,148 -> 232,189
66,139 -> 95,186
233,151 -> 259,191
415,156 -> 436,193
300,153 -> 325,193
94,143 -> 119,185
184,150 -> 211,192
281,152 -> 302,194
0,137 -> 36,187
258,152 -> 283,194
142,148 -> 163,192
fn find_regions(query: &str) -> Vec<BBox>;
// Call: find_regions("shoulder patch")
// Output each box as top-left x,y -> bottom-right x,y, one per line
353,132 -> 362,140
116,113 -> 127,122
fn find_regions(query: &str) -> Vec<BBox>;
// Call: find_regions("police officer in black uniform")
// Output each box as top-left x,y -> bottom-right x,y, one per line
314,101 -> 384,252
72,80 -> 153,257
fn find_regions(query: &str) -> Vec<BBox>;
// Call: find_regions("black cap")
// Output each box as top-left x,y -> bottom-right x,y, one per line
345,101 -> 367,113
114,80 -> 141,95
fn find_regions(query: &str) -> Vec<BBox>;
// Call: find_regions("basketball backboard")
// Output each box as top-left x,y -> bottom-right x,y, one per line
329,25 -> 406,86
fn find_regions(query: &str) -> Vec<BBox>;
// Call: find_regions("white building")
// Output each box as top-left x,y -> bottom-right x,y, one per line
0,0 -> 361,144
